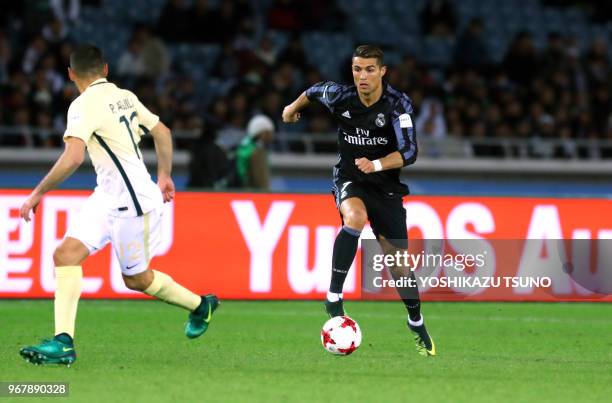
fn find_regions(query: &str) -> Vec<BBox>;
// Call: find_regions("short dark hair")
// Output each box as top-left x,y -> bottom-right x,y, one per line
70,44 -> 105,77
353,45 -> 385,66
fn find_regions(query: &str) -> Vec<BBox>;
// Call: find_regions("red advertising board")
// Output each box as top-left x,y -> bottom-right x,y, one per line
1,190 -> 611,301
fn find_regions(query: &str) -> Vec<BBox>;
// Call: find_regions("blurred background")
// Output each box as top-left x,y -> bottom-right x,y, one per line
0,0 -> 611,195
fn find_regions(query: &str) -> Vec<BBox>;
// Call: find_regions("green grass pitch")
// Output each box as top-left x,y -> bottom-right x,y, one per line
1,300 -> 611,403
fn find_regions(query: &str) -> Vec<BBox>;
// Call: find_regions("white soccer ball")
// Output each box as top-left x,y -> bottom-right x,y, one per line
320,316 -> 362,355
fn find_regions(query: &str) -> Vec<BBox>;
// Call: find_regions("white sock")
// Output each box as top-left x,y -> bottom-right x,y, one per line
326,292 -> 343,302
408,314 -> 423,327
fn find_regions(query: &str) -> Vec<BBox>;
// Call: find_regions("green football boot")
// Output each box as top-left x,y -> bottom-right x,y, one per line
185,294 -> 220,339
20,333 -> 76,366
408,316 -> 436,356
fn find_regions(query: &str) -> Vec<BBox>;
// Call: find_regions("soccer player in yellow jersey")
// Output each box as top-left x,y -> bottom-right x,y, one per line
18,44 -> 219,366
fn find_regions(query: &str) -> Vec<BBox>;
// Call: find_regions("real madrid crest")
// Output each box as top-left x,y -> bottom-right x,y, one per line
375,113 -> 385,127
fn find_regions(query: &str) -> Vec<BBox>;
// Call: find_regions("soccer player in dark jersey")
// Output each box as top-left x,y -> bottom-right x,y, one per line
282,45 -> 435,356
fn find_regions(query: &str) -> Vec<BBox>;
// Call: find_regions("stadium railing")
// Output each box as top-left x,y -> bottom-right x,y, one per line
2,126 -> 612,178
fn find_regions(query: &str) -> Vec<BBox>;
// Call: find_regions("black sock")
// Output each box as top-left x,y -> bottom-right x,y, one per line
390,269 -> 422,322
329,226 -> 361,294
404,298 -> 421,323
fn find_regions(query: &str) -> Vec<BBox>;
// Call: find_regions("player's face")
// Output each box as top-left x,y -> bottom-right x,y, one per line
352,57 -> 386,95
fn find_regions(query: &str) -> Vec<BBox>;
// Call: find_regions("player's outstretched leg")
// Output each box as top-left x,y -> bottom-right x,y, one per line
127,269 -> 220,339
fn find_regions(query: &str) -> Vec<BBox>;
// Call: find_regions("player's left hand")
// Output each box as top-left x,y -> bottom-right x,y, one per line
157,174 -> 175,203
20,192 -> 42,222
355,158 -> 375,174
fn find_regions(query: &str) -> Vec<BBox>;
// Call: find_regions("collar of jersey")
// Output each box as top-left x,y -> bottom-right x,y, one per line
354,83 -> 389,109
87,78 -> 109,89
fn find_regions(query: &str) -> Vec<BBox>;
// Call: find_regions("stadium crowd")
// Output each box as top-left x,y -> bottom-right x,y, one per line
0,0 -> 610,159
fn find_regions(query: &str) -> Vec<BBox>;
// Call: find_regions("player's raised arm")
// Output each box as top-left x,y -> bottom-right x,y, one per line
283,81 -> 346,123
149,121 -> 175,202
282,91 -> 310,123
20,137 -> 86,221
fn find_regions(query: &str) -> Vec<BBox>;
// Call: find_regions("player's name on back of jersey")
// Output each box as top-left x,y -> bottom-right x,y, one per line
109,98 -> 135,114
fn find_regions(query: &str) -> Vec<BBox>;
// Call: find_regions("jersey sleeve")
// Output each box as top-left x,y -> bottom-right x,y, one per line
63,98 -> 99,143
305,81 -> 345,112
132,93 -> 159,132
391,95 -> 418,166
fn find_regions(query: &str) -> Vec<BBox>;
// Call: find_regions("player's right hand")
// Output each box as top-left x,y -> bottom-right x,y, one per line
157,174 -> 175,203
282,106 -> 300,123
20,192 -> 42,222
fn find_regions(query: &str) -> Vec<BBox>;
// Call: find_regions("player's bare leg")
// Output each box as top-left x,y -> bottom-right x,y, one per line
20,237 -> 89,365
379,235 -> 435,356
326,197 -> 367,317
123,269 -> 219,339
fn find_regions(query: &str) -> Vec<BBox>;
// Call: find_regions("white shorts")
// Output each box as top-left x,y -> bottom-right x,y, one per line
66,193 -> 162,276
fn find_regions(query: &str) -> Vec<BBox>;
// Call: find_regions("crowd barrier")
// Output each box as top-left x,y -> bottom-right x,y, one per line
1,190 -> 610,301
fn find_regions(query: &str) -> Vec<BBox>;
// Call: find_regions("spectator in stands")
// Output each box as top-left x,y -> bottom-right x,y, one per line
254,36 -> 278,67
157,0 -> 191,42
117,36 -> 146,78
585,37 -> 610,88
211,40 -> 241,80
207,97 -> 230,134
42,18 -> 68,45
445,107 -> 464,137
421,0 -> 457,37
35,109 -> 57,147
269,61 -> 301,101
516,119 -> 534,139
454,18 -> 490,71
259,91 -> 283,131
133,25 -> 170,79
190,0 -> 216,43
503,31 -> 539,87
22,1 -> 55,35
0,0 -> 610,162
57,42 -> 74,71
5,108 -> 33,147
0,2 -> 23,30
30,69 -> 54,114
395,55 -> 425,94
0,30 -> 11,84
303,66 -> 323,87
416,99 -> 447,139
267,0 -> 303,31
215,94 -> 246,151
187,123 -> 231,189
22,35 -> 48,74
50,0 -> 80,25
232,19 -> 258,53
206,0 -> 252,44
235,114 -> 275,189
540,32 -> 565,75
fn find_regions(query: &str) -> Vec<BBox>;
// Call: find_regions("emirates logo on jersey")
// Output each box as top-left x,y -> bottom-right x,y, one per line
375,113 -> 386,127
342,130 -> 388,146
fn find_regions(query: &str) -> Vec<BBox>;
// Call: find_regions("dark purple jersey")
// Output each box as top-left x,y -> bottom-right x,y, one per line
306,81 -> 417,195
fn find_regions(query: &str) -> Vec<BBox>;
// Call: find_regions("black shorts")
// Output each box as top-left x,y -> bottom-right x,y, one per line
332,180 -> 408,248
